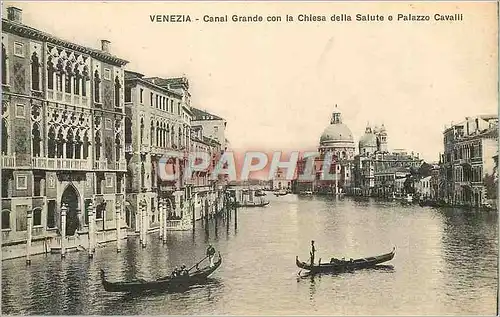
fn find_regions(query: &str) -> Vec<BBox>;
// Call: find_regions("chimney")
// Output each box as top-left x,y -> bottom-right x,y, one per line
101,40 -> 111,53
7,7 -> 23,23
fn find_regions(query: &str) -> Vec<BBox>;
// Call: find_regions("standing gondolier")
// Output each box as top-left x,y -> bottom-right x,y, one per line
310,240 -> 316,265
206,244 -> 216,267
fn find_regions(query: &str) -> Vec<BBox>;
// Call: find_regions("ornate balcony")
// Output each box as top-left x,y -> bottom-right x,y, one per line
2,155 -> 16,168
45,158 -> 90,170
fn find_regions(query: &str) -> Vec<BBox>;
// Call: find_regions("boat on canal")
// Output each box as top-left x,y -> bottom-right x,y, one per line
274,189 -> 288,196
100,253 -> 222,293
237,200 -> 270,207
296,247 -> 396,274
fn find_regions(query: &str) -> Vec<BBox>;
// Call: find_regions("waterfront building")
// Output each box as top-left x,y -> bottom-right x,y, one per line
294,105 -> 354,194
1,7 -> 128,259
351,122 -> 422,197
123,71 -> 192,233
440,115 -> 498,207
416,176 -> 432,200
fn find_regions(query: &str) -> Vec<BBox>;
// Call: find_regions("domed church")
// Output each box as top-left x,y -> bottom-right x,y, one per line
318,104 -> 356,160
294,105 -> 355,195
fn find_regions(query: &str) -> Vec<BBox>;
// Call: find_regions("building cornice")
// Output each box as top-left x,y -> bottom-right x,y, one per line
2,19 -> 129,66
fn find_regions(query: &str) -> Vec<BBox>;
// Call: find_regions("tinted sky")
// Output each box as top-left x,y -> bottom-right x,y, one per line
4,1 -> 497,161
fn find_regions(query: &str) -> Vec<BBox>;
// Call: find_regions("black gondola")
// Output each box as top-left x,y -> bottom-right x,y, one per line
100,253 -> 222,293
296,247 -> 395,274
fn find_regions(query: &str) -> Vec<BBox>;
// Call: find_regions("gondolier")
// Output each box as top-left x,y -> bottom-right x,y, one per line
310,240 -> 316,265
206,245 -> 216,267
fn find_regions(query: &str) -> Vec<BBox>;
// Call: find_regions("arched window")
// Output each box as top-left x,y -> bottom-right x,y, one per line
115,134 -> 121,161
1,209 -> 10,229
56,59 -> 63,92
33,208 -> 42,226
73,66 -> 80,95
47,126 -> 56,158
47,57 -> 54,90
74,130 -> 81,159
150,120 -> 154,146
151,161 -> 156,188
171,126 -> 175,148
114,76 -> 121,108
1,44 -> 7,85
94,70 -> 101,103
140,118 -> 144,143
125,117 -> 132,144
31,52 -> 40,91
178,127 -> 182,148
82,66 -> 89,97
141,162 -> 145,188
2,118 -> 8,155
64,63 -> 72,93
32,123 -> 41,157
83,131 -> 89,159
56,128 -> 65,158
95,131 -> 101,160
156,121 -> 160,147
66,129 -> 74,159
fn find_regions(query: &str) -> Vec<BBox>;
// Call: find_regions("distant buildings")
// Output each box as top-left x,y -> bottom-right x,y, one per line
439,115 -> 498,208
351,123 -> 422,197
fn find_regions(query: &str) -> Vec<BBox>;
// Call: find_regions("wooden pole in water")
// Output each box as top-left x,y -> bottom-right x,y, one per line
159,197 -> 163,241
88,201 -> 95,258
26,208 -> 32,265
60,203 -> 67,258
116,201 -> 121,253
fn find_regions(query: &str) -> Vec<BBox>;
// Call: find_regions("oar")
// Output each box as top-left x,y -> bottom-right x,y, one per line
187,255 -> 209,272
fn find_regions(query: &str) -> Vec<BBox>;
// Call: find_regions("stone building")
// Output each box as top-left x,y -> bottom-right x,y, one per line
123,71 -> 193,234
440,115 -> 498,207
1,7 -> 128,259
351,121 -> 422,197
294,105 -> 354,194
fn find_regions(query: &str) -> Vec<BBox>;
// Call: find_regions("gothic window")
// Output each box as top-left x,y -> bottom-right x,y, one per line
141,162 -> 145,188
30,52 -> 41,91
178,127 -> 182,148
83,131 -> 89,159
125,86 -> 131,102
140,118 -> 144,143
56,129 -> 64,158
156,121 -> 160,147
48,126 -> 56,158
75,131 -> 81,159
47,58 -> 54,90
95,131 -> 101,160
150,93 -> 153,107
73,67 -> 80,95
114,76 -> 121,108
82,66 -> 89,97
47,200 -> 56,228
1,44 -> 6,85
1,118 -> 8,155
56,72 -> 63,92
32,123 -> 41,157
66,129 -> 74,159
171,125 -> 175,148
115,134 -> 121,161
94,70 -> 101,103
151,162 -> 155,188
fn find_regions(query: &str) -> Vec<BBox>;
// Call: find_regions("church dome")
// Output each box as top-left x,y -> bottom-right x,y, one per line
319,105 -> 354,145
359,132 -> 377,147
320,124 -> 354,143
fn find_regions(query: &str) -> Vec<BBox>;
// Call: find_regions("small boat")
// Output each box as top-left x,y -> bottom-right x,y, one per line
274,189 -> 288,196
255,190 -> 266,197
100,253 -> 222,293
296,247 -> 395,274
237,200 -> 269,207
401,194 -> 413,205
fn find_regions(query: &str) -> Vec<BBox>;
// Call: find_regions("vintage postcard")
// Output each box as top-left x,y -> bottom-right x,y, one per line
0,1 -> 498,315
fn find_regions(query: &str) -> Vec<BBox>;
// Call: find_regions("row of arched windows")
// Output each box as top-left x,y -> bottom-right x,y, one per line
139,118 -> 190,149
1,208 -> 42,230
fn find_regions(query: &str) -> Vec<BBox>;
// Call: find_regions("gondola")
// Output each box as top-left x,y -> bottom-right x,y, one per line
296,247 -> 395,274
100,253 -> 222,293
237,201 -> 269,207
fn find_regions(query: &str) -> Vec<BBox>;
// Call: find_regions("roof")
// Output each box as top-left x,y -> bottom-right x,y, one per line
125,70 -> 182,99
191,107 -> 225,121
2,18 -> 128,66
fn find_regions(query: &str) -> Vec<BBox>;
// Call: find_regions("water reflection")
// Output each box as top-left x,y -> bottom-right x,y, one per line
2,196 -> 497,315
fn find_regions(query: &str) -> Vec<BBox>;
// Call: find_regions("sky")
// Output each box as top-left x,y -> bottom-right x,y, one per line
4,1 -> 498,162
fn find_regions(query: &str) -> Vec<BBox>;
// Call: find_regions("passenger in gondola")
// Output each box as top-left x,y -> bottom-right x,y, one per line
206,244 -> 216,267
310,240 -> 316,265
181,264 -> 189,277
171,266 -> 180,278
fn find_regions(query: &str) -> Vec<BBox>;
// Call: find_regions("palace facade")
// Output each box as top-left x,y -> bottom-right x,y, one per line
2,7 -> 128,258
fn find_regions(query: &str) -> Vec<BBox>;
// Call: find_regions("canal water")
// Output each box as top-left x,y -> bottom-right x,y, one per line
2,194 -> 498,315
